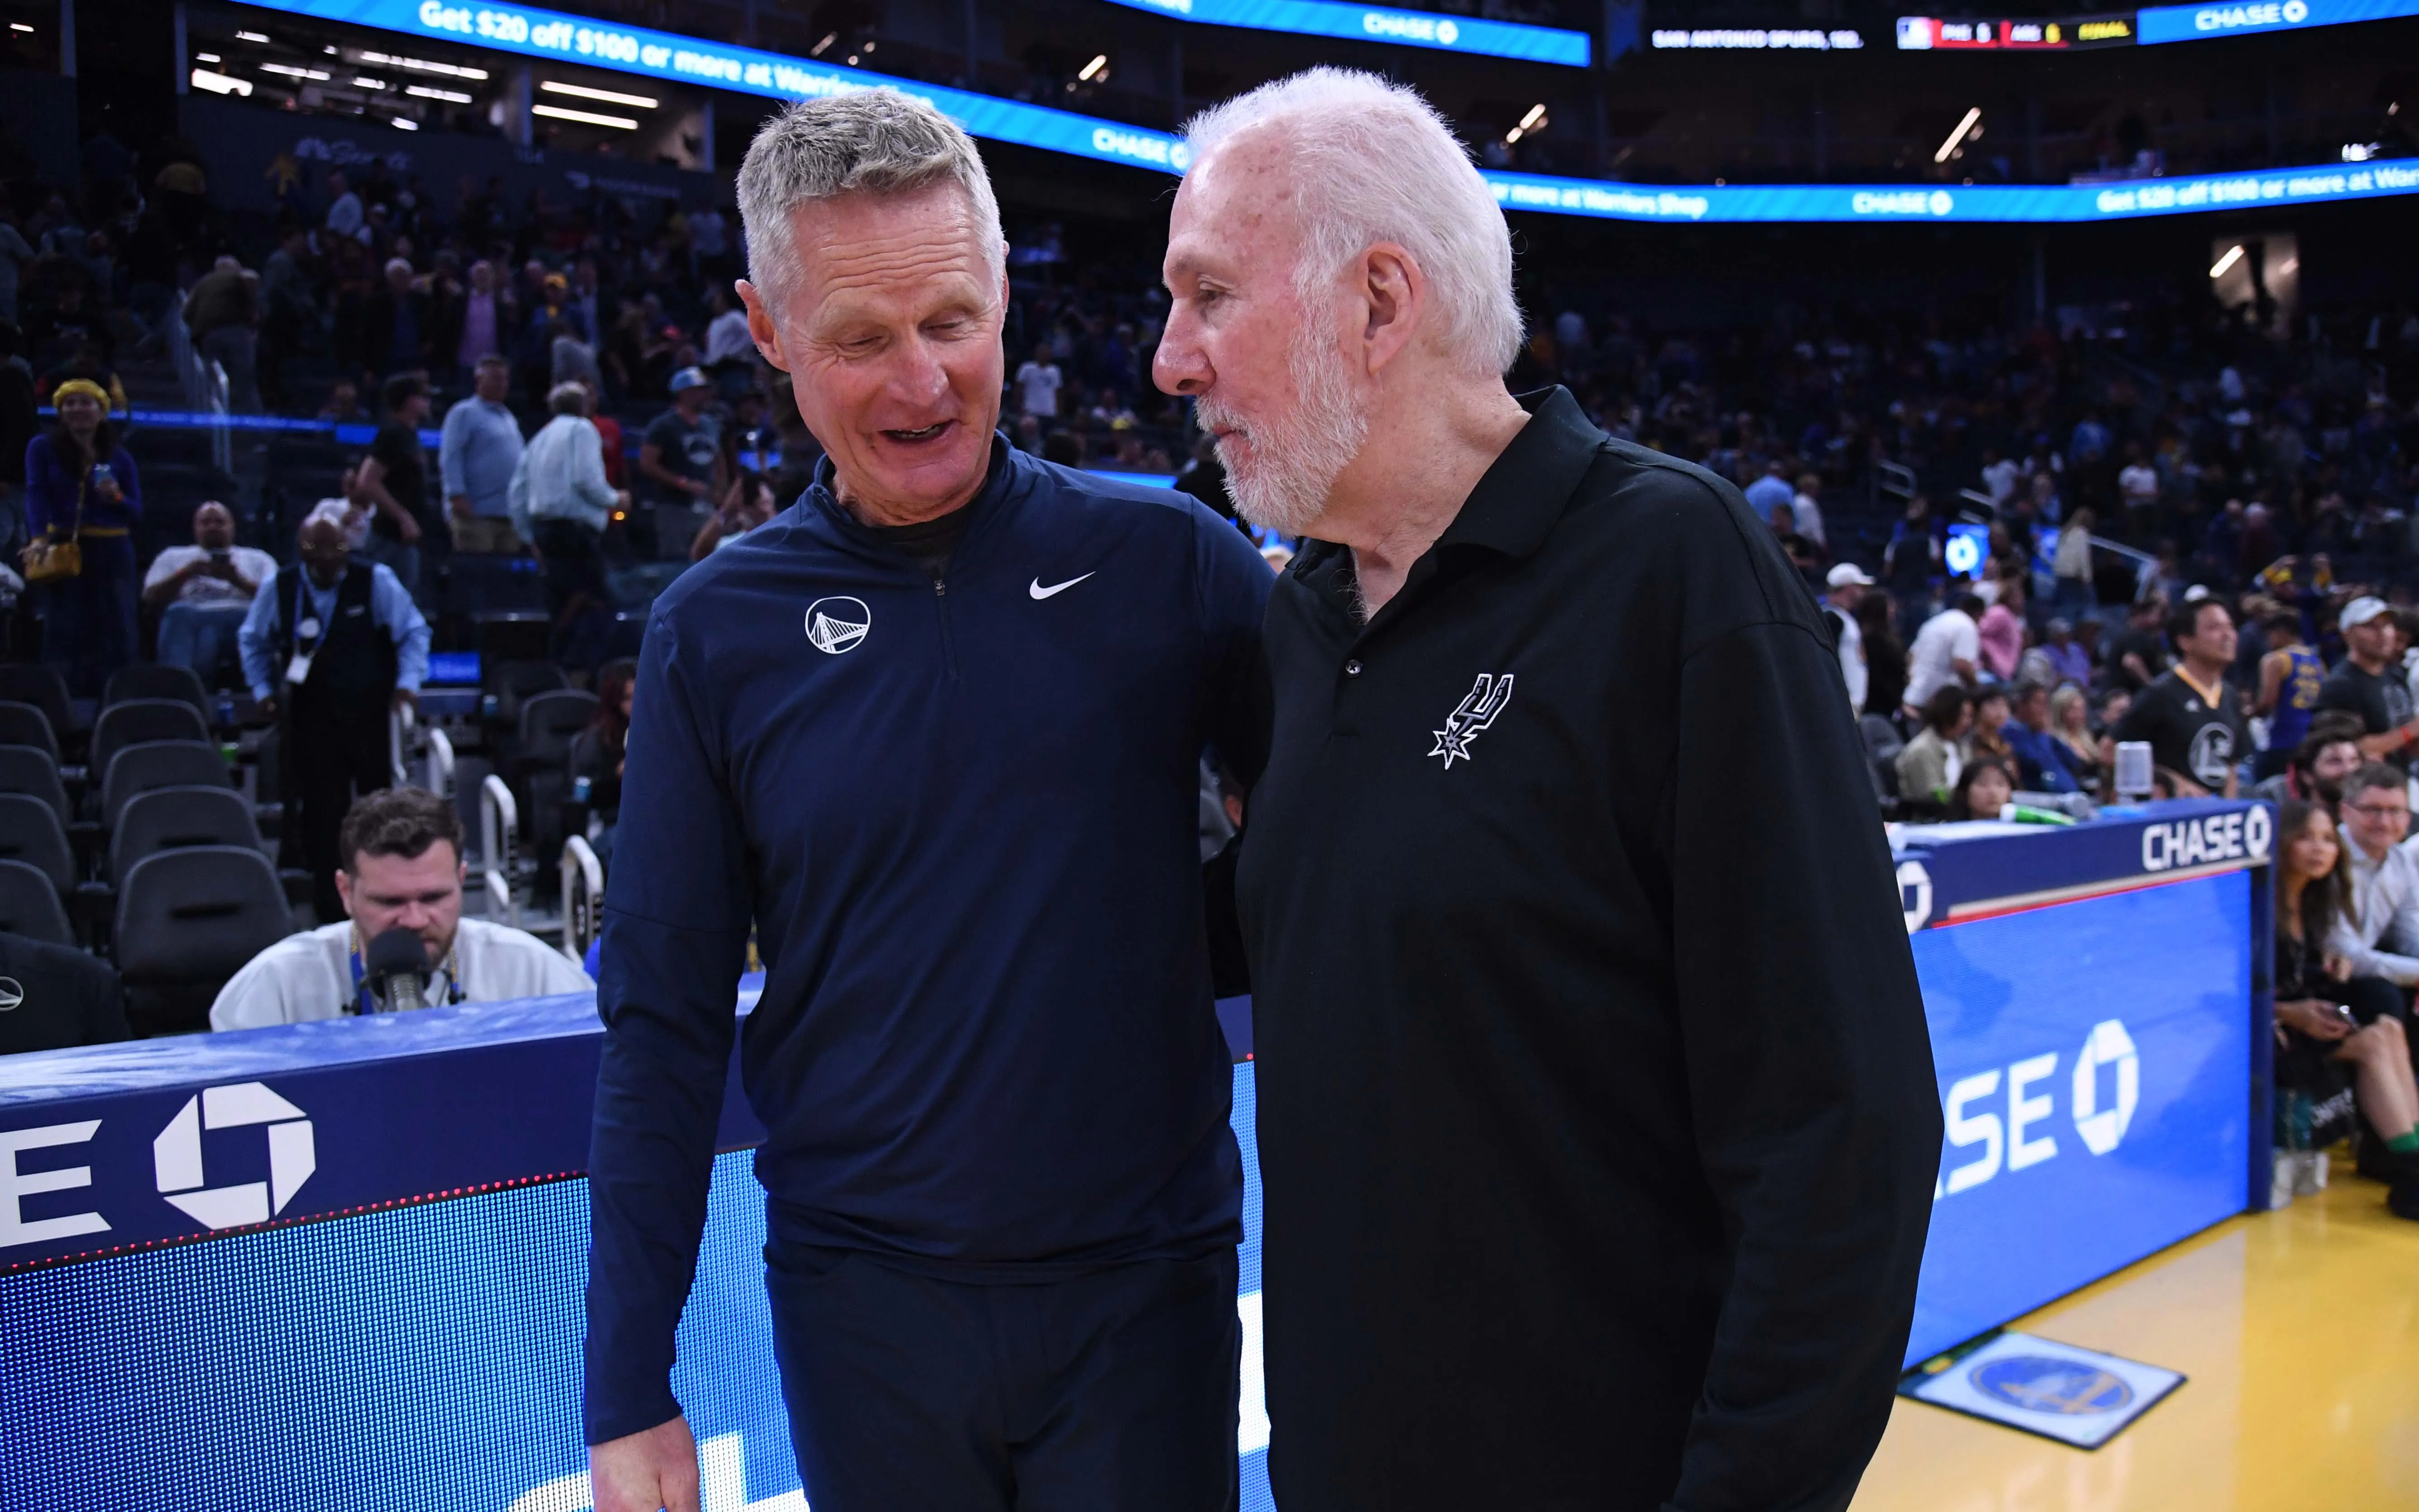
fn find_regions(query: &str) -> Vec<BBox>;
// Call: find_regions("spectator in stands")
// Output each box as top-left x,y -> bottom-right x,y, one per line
1947,754 -> 2017,820
182,253 -> 260,414
1965,686 -> 2014,767
2317,596 -> 2419,767
1742,458 -> 1792,525
239,511 -> 431,922
259,226 -> 313,411
2035,616 -> 2090,685
324,170 -> 366,244
1882,495 -> 1937,634
2047,684 -> 2103,793
510,382 -> 626,646
23,377 -> 139,696
1855,594 -> 1907,722
144,501 -> 275,686
1975,575 -> 2025,681
2050,508 -> 2094,614
2323,765 -> 2419,1016
2109,594 -> 2171,692
702,284 -> 754,374
367,257 -> 429,380
2252,713 -> 2365,813
689,470 -> 777,560
570,662 -> 633,863
2113,597 -> 2247,798
1789,471 -> 1825,549
2274,793 -> 2419,1219
1896,685 -> 1970,807
1901,592 -> 1981,720
2002,680 -> 2082,794
452,258 -> 515,390
352,374 -> 432,595
209,787 -> 589,1030
0,929 -> 126,1055
441,353 -> 525,554
1016,340 -> 1062,423
639,367 -> 724,525
317,379 -> 369,426
1820,563 -> 1870,713
2253,609 -> 2326,781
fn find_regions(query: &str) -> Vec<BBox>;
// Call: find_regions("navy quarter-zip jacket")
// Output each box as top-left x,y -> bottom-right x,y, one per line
583,440 -> 1273,1444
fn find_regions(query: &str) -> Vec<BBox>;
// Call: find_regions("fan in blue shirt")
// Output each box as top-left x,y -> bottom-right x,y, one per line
582,92 -> 1270,1512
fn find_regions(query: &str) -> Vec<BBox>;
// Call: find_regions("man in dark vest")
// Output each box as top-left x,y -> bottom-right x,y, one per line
238,510 -> 431,920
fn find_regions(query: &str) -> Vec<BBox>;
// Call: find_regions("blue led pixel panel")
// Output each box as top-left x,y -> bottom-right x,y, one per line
2137,0 -> 2419,43
1096,0 -> 1592,65
1903,870 -> 2252,1364
0,1067 -> 1276,1512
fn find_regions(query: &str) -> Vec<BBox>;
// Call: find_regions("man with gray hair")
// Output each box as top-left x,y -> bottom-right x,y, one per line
1156,67 -> 1941,1512
583,89 -> 1270,1512
509,381 -> 625,640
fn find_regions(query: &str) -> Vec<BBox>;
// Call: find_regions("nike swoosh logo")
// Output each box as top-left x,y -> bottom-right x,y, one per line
1029,572 -> 1095,600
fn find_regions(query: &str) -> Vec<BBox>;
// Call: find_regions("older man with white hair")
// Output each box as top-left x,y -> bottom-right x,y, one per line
1155,68 -> 1942,1512
582,91 -> 1272,1512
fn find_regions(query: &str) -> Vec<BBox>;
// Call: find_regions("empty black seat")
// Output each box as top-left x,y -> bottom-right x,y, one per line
0,665 -> 74,742
0,792 -> 74,894
0,856 -> 72,946
115,846 -> 292,1036
0,701 -> 59,764
91,699 -> 212,782
517,690 -> 598,772
110,786 -> 262,884
103,664 -> 213,725
485,659 -> 568,728
0,744 -> 70,826
101,742 -> 234,833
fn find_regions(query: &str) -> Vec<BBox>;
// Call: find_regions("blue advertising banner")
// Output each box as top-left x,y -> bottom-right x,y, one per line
241,0 -> 1194,175
1902,868 -> 2252,1365
1095,0 -> 1592,65
2137,0 -> 2419,43
242,0 -> 2419,224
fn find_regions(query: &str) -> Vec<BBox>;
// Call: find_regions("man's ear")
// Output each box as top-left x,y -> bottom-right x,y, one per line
1357,243 -> 1425,378
737,279 -> 790,372
333,866 -> 355,919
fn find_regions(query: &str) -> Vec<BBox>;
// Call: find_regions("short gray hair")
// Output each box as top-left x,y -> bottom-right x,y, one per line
737,89 -> 1005,309
547,381 -> 590,417
1185,69 -> 1522,376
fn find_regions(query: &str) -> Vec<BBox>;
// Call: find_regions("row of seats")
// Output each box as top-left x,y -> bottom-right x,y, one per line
0,674 -> 295,1036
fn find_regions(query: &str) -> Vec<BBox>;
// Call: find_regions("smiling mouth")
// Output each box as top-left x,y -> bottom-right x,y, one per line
883,421 -> 953,445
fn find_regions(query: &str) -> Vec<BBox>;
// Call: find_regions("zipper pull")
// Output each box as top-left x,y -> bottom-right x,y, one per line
933,576 -> 947,596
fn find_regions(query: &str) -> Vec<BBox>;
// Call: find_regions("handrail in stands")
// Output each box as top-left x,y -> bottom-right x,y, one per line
159,303 -> 234,475
560,835 -> 603,968
479,774 -> 518,928
387,703 -> 414,789
423,726 -> 455,801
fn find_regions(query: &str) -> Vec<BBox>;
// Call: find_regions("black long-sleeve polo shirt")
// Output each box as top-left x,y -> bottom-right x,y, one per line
1238,388 -> 1942,1512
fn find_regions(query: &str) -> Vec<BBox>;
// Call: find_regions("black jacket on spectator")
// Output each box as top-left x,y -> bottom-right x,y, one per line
0,933 -> 129,1055
1241,388 -> 1942,1512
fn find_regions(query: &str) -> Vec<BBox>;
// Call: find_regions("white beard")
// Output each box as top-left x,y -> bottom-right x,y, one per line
1198,322 -> 1368,538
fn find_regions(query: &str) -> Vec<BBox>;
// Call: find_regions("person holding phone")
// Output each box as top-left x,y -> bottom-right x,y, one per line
2272,798 -> 2419,1219
22,377 -> 139,694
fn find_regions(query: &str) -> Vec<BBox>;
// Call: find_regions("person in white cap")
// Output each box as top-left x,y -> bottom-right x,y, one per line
1823,562 -> 1873,712
2318,596 -> 2419,767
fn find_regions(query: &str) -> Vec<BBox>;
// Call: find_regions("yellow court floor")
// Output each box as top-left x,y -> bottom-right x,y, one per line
1853,1168 -> 2419,1512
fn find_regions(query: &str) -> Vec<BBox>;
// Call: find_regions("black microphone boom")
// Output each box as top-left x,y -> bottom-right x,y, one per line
363,926 -> 431,1013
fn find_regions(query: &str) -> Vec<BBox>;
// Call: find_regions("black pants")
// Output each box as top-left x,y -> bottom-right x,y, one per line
285,699 -> 391,922
765,1241 -> 1240,1512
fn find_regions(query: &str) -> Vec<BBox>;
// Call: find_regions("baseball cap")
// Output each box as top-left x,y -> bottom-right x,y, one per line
2341,596 -> 2391,630
668,367 -> 711,395
1826,563 -> 1875,588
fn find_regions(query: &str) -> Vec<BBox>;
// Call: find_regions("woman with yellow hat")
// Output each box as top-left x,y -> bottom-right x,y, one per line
22,377 -> 141,695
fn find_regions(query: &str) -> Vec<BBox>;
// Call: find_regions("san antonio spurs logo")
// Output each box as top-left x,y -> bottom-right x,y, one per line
805,596 -> 872,655
1429,673 -> 1514,769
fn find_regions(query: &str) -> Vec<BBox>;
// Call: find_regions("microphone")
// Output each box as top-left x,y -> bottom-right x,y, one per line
363,926 -> 432,1013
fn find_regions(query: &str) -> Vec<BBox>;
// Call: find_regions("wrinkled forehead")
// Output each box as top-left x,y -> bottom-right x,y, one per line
1165,132 -> 1300,282
787,186 -> 994,300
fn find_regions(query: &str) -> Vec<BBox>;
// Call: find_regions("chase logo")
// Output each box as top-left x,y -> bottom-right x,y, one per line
1971,1355 -> 2135,1415
153,1082 -> 317,1231
1938,1018 -> 2138,1197
1363,10 -> 1460,43
2141,806 -> 2268,872
804,596 -> 872,656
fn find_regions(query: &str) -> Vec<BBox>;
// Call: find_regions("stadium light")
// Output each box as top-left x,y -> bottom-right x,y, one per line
191,69 -> 253,96
8,22 -> 32,32
541,80 -> 658,109
357,50 -> 488,80
533,102 -> 639,129
234,30 -> 270,43
260,62 -> 332,80
811,33 -> 838,56
390,117 -> 418,130
196,52 -> 221,62
1934,105 -> 1981,163
353,76 -> 390,90
2208,244 -> 2244,278
406,84 -> 473,103
1506,103 -> 1548,143
1079,54 -> 1110,81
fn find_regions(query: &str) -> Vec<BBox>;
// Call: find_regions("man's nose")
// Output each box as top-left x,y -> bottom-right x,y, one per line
1152,323 -> 1209,397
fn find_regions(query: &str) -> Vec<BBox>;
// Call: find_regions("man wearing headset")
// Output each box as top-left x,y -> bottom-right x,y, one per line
210,787 -> 591,1030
